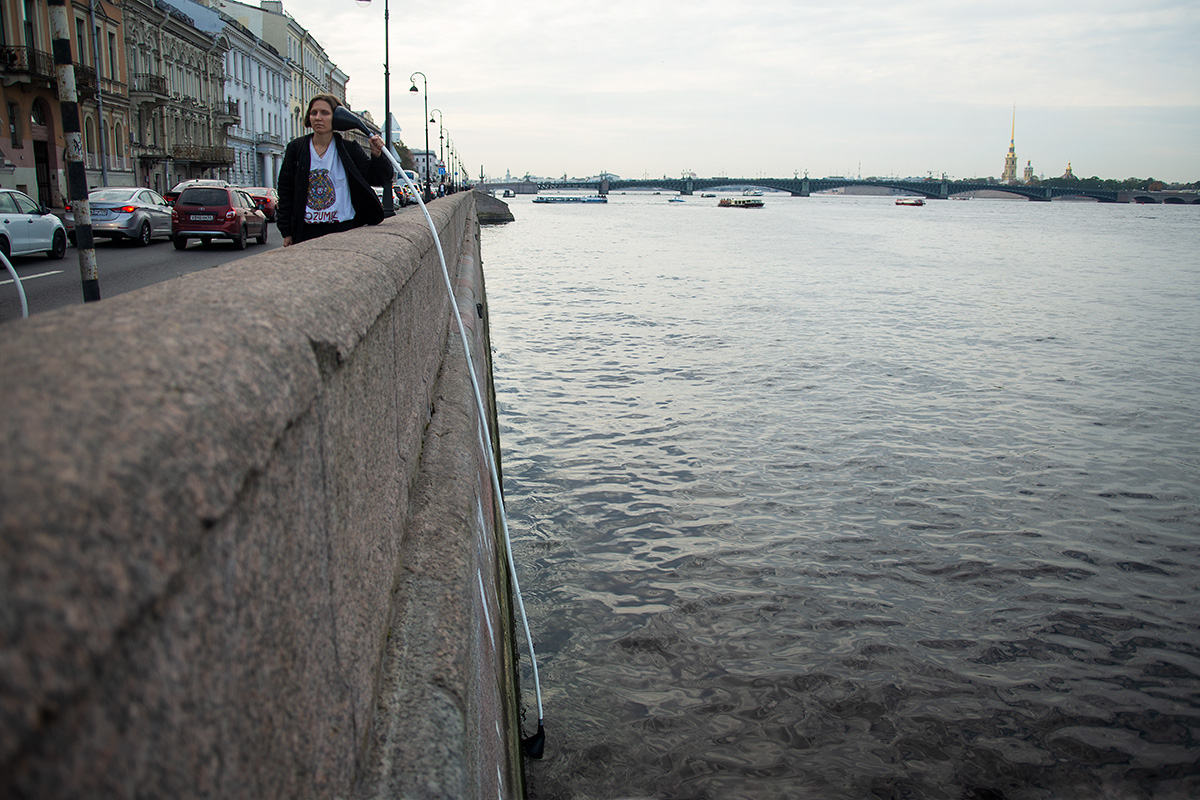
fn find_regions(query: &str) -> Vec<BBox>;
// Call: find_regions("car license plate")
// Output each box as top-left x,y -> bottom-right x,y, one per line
92,208 -> 111,219
191,214 -> 213,221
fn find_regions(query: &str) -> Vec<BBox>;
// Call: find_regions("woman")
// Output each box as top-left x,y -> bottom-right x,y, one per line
276,93 -> 393,246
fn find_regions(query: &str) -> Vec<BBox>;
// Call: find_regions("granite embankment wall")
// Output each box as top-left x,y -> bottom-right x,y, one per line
0,191 -> 526,798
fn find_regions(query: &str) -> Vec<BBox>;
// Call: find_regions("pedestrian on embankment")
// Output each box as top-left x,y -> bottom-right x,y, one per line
277,93 -> 393,246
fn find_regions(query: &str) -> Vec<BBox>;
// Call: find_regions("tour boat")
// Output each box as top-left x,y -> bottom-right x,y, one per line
719,197 -> 764,208
895,197 -> 925,206
532,195 -> 608,204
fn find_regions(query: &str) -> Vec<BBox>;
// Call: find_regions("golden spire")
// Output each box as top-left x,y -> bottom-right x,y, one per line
1002,105 -> 1018,183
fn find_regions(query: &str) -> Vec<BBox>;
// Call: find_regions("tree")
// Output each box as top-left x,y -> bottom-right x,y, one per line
394,143 -> 416,171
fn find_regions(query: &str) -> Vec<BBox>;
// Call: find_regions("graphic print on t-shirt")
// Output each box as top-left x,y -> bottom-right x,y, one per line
307,168 -> 337,221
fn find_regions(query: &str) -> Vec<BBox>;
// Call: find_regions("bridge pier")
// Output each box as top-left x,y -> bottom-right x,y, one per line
599,179 -> 609,196
682,177 -> 694,196
794,178 -> 810,197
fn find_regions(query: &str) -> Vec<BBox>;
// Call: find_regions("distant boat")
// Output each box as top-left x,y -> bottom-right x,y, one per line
701,193 -> 716,198
895,197 -> 925,206
669,197 -> 685,203
532,195 -> 608,204
743,189 -> 764,197
719,197 -> 764,208
502,189 -> 514,198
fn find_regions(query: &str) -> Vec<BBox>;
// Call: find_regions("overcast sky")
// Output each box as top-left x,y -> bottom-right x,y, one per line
274,0 -> 1198,182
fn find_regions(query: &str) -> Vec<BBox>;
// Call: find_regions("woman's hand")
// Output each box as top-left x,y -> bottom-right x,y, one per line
283,236 -> 293,247
369,134 -> 385,158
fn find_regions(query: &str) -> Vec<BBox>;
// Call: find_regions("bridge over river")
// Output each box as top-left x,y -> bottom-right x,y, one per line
482,177 -> 1199,204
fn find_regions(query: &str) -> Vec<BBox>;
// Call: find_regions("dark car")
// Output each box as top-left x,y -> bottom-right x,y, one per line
171,186 -> 268,250
242,187 -> 279,221
164,178 -> 230,205
64,186 -> 173,246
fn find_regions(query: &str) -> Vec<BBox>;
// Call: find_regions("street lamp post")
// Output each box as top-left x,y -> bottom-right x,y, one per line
409,72 -> 431,201
355,0 -> 394,215
430,108 -> 444,194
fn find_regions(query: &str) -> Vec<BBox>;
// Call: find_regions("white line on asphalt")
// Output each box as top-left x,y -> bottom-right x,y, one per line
0,270 -> 63,285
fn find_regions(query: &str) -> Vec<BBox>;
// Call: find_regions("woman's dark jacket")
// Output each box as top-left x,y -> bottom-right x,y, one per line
276,132 -> 393,241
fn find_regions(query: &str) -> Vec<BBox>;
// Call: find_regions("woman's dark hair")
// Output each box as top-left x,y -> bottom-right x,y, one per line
304,94 -> 342,127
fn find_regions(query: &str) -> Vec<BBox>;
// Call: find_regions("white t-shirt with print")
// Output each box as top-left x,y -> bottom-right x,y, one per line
305,139 -> 356,224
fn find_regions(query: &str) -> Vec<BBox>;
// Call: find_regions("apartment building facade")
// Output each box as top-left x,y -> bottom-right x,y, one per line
1,0 -> 348,202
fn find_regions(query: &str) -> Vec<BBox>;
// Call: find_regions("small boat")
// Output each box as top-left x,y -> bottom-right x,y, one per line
668,197 -> 685,203
743,189 -> 764,197
701,193 -> 716,198
532,195 -> 608,204
502,189 -> 514,198
719,197 -> 764,208
895,197 -> 925,206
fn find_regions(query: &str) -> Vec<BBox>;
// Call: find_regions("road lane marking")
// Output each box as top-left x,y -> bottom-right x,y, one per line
0,270 -> 63,285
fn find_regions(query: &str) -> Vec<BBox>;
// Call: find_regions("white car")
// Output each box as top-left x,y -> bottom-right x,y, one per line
0,188 -> 68,261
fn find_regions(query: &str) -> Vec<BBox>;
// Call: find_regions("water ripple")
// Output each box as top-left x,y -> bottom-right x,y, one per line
485,196 -> 1200,799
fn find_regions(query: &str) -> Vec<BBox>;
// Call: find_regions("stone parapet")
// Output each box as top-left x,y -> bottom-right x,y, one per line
0,193 -> 525,798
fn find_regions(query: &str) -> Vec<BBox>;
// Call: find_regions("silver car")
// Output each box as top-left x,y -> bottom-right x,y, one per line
65,187 -> 174,246
0,188 -> 67,261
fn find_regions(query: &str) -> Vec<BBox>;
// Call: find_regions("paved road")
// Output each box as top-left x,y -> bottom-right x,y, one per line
1,230 -> 285,325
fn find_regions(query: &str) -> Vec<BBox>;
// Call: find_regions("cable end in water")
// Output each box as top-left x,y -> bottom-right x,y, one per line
522,721 -> 545,759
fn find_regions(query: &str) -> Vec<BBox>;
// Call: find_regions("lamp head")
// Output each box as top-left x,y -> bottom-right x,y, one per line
332,106 -> 371,136
409,83 -> 418,93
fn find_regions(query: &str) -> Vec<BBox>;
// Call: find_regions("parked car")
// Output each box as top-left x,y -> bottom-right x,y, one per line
171,185 -> 268,250
63,186 -> 173,246
164,178 -> 229,205
242,187 -> 279,220
0,188 -> 67,261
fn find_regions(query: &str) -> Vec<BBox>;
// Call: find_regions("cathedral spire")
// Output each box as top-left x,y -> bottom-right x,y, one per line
1001,105 -> 1018,184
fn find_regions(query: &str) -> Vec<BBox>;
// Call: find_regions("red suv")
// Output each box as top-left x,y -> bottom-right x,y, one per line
171,186 -> 268,250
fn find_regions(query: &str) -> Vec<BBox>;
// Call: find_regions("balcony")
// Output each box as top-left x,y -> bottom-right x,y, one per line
73,64 -> 96,100
129,73 -> 169,105
255,131 -> 285,153
215,99 -> 240,126
172,145 -> 234,165
0,46 -> 54,83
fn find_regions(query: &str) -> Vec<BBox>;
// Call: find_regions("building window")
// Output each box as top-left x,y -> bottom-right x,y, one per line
8,102 -> 22,148
75,19 -> 88,64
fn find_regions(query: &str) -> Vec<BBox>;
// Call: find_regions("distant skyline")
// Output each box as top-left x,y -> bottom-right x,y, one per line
258,0 -> 1197,182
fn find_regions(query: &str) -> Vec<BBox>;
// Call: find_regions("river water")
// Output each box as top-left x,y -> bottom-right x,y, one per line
480,193 -> 1200,800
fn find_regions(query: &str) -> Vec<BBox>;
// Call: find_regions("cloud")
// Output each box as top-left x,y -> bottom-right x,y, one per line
280,0 -> 1199,179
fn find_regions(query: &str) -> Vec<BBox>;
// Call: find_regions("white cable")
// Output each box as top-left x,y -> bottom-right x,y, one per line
1,251 -> 30,318
386,157 -> 544,726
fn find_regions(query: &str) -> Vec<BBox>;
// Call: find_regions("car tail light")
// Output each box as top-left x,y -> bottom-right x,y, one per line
118,206 -> 137,213
171,210 -> 179,221
225,210 -> 236,220
64,203 -> 72,212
